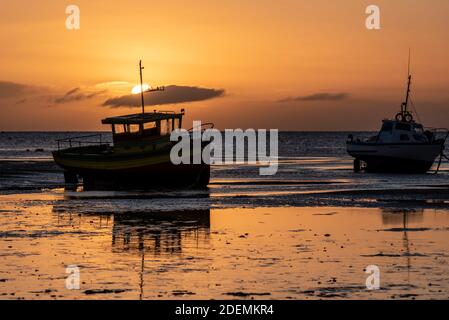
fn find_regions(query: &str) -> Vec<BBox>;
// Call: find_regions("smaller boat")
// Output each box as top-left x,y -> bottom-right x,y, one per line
347,69 -> 448,173
52,61 -> 212,190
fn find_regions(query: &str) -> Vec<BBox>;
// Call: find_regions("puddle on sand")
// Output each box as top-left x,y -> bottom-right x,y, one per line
0,193 -> 449,300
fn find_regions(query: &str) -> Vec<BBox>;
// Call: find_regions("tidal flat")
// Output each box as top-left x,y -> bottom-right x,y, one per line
1,190 -> 448,300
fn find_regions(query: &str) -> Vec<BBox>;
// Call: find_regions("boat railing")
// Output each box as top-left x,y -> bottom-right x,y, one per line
346,133 -> 378,144
56,134 -> 108,150
187,123 -> 215,134
425,128 -> 449,141
156,110 -> 176,114
426,127 -> 449,134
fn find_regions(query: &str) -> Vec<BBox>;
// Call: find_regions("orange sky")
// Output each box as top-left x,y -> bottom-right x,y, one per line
1,0 -> 449,131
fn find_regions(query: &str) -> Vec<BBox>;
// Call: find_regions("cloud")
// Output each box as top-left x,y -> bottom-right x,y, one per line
94,81 -> 130,88
102,85 -> 225,108
16,98 -> 27,104
53,87 -> 106,104
1,81 -> 224,109
278,92 -> 349,103
0,81 -> 43,99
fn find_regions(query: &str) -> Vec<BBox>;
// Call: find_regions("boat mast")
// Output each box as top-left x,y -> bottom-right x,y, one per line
139,60 -> 145,114
137,60 -> 165,114
401,50 -> 412,115
402,75 -> 412,114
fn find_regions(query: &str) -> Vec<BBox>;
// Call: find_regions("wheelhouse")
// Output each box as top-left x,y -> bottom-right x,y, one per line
101,110 -> 184,146
378,119 -> 430,143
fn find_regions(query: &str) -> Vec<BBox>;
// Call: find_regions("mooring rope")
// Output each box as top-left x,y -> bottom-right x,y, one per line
435,148 -> 449,174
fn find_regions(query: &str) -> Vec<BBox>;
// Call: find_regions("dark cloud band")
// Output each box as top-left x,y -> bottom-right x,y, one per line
102,85 -> 225,108
54,87 -> 106,104
278,92 -> 349,103
0,81 -> 42,99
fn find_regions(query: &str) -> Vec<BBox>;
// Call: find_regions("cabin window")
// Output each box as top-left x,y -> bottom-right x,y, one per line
400,134 -> 410,141
160,119 -> 173,136
114,124 -> 126,134
127,124 -> 140,134
174,118 -> 180,129
381,122 -> 393,132
144,122 -> 156,130
413,125 -> 424,134
396,123 -> 411,131
142,122 -> 157,136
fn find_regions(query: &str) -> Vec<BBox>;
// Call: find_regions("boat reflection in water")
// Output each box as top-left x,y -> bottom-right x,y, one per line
381,208 -> 424,226
381,208 -> 425,284
52,201 -> 211,255
111,210 -> 210,255
110,209 -> 210,299
52,200 -> 211,299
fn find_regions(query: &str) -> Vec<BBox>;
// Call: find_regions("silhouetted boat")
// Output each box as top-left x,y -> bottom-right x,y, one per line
347,64 -> 448,173
52,61 -> 212,190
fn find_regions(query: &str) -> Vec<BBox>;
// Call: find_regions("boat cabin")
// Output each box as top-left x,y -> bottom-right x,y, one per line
376,119 -> 431,143
101,110 -> 184,146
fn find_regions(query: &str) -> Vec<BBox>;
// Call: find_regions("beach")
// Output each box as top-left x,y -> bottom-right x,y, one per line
1,132 -> 449,299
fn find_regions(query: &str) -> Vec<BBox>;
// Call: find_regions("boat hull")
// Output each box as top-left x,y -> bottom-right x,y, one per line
346,142 -> 443,173
52,143 -> 210,190
71,163 -> 210,190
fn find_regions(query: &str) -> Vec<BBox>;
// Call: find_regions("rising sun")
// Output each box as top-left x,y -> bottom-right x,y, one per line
131,83 -> 150,94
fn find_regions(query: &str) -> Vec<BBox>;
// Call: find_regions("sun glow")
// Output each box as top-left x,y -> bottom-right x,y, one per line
131,84 -> 150,94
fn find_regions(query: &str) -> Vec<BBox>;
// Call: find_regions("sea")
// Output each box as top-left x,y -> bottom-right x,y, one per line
1,132 -> 449,299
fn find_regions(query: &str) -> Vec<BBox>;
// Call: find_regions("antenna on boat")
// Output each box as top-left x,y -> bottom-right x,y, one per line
138,60 -> 165,114
139,60 -> 145,114
407,48 -> 411,77
400,49 -> 412,119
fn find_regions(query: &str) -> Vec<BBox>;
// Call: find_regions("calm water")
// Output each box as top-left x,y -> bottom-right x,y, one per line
1,132 -> 449,299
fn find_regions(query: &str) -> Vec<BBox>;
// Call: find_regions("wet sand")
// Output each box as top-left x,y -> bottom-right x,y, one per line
1,191 -> 448,300
3,159 -> 449,208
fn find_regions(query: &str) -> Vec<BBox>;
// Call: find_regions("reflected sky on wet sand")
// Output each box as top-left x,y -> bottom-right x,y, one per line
1,192 -> 448,300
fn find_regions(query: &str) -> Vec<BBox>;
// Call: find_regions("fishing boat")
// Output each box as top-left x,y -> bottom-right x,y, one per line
52,61 -> 212,190
347,65 -> 448,173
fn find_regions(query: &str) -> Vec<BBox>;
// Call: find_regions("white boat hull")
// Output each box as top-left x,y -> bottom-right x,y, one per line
346,142 -> 443,173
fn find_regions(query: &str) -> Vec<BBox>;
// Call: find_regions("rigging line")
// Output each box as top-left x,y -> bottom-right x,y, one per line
409,95 -> 422,124
408,48 -> 411,76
